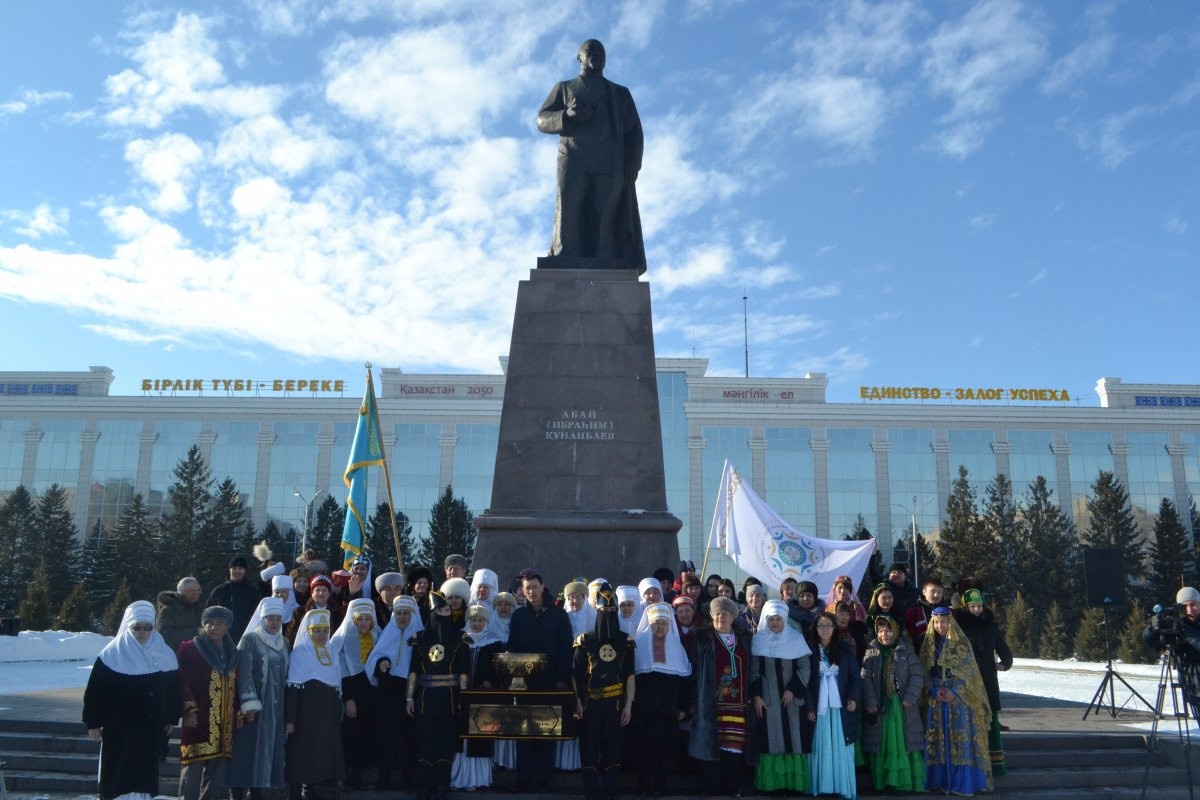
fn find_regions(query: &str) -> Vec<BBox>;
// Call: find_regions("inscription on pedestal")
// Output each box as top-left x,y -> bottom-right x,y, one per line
544,409 -> 616,442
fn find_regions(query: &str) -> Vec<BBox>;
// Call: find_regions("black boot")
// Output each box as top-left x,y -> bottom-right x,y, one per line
582,767 -> 600,800
602,764 -> 621,800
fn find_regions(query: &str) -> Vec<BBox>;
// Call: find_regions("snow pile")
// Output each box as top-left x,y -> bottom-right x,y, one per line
0,630 -> 110,663
999,656 -> 1167,708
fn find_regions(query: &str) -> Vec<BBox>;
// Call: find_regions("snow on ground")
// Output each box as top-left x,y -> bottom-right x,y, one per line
0,630 -> 110,694
999,656 -> 1168,708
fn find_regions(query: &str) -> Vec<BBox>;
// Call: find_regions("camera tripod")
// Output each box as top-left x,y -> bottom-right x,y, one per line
1083,605 -> 1156,720
1140,642 -> 1196,800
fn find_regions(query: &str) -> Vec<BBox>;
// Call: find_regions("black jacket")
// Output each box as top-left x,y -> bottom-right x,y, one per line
952,607 -> 1013,713
507,593 -> 573,689
155,590 -> 203,654
207,580 -> 262,641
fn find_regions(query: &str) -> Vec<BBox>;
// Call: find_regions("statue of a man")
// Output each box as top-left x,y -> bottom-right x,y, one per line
537,39 -> 645,273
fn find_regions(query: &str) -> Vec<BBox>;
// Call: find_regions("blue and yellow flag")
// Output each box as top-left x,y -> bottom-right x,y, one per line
341,372 -> 385,569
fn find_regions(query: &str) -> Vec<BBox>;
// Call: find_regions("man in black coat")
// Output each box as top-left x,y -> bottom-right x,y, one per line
507,569 -> 573,793
207,555 -> 261,641
953,589 -> 1013,731
886,563 -> 921,620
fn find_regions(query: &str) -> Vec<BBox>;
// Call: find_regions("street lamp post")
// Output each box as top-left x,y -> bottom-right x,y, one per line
893,495 -> 935,588
294,488 -> 322,562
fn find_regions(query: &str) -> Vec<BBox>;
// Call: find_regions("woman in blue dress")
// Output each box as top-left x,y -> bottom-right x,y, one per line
805,612 -> 859,799
921,607 -> 992,795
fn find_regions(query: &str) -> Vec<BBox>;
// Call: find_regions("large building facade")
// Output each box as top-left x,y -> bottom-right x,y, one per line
3,364 -> 1200,581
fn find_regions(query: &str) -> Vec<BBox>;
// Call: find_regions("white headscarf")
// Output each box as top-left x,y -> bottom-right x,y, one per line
634,602 -> 691,676
566,590 -> 597,637
271,575 -> 299,618
470,569 -> 499,606
287,609 -> 341,690
365,596 -> 424,687
752,600 -> 812,660
241,597 -> 287,649
329,598 -> 382,678
486,593 -> 515,643
638,577 -> 663,606
465,604 -> 501,649
98,601 -> 179,675
616,585 -> 643,635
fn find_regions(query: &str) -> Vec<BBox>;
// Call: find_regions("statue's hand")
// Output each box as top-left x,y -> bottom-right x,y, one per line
566,97 -> 593,123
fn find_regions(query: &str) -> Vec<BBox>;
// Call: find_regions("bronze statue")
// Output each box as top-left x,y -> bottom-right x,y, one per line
537,39 -> 645,273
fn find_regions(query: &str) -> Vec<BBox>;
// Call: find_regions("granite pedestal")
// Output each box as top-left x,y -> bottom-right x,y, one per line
473,267 -> 680,590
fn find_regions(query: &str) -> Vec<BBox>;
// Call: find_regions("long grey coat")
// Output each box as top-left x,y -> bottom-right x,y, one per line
859,638 -> 925,753
228,630 -> 289,788
750,651 -> 811,755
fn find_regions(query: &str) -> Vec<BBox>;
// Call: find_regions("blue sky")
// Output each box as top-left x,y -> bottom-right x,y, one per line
0,1 -> 1195,403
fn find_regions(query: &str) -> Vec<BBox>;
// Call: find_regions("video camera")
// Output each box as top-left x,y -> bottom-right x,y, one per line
1152,603 -> 1189,646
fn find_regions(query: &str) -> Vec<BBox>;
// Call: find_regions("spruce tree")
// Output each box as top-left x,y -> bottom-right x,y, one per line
365,504 -> 416,575
982,472 -> 1021,604
1081,471 -> 1144,602
0,487 -> 38,604
156,445 -> 214,588
1004,592 -> 1037,657
1038,601 -> 1068,660
102,578 -> 133,636
845,515 -> 883,602
1015,477 -> 1081,626
1147,497 -> 1192,607
1117,600 -> 1154,665
1072,607 -> 1109,662
937,466 -> 997,588
913,531 -> 940,586
309,495 -> 346,566
35,484 -> 80,608
107,494 -> 158,602
54,584 -> 92,632
207,477 -> 248,578
418,485 -> 476,572
18,560 -> 54,631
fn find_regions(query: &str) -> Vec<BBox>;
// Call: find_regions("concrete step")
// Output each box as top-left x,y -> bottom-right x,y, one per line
0,731 -> 99,755
993,763 -> 1190,789
5,769 -> 104,794
1,749 -> 181,776
0,718 -> 85,735
1002,731 -> 1148,749
1006,745 -> 1166,768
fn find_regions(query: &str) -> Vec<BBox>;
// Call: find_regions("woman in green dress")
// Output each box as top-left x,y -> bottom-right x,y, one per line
860,616 -> 926,793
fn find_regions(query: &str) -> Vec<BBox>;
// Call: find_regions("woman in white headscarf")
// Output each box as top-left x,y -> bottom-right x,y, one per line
229,598 -> 290,798
750,599 -> 813,793
284,609 -> 347,797
328,598 -> 381,790
615,585 -> 643,635
270,575 -> 300,620
83,600 -> 181,800
631,602 -> 692,796
367,595 -> 424,791
487,593 -> 518,771
470,568 -> 499,607
451,604 -> 505,790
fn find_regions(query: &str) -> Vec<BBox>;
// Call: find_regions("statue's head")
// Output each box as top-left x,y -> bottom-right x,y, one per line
577,39 -> 606,73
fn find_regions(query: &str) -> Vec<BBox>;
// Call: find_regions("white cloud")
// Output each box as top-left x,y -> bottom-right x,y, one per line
214,115 -> 346,177
813,244 -> 837,257
1029,268 -> 1047,285
104,13 -> 284,127
0,89 -> 71,117
637,121 -> 741,239
967,212 -> 997,232
655,243 -> 734,294
82,324 -> 182,345
1042,32 -> 1115,95
794,283 -> 842,300
787,345 -> 870,379
125,133 -> 205,214
1165,216 -> 1188,235
969,333 -> 983,347
612,0 -> 668,50
3,204 -> 69,239
923,0 -> 1047,157
742,224 -> 786,260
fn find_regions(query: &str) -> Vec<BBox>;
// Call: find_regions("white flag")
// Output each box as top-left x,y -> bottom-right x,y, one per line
707,460 -> 876,597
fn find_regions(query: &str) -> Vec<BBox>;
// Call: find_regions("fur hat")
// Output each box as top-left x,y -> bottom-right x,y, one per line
441,577 -> 471,601
253,542 -> 273,562
201,606 -> 234,626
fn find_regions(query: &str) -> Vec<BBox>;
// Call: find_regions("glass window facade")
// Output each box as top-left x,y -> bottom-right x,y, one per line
658,372 -> 690,550
266,422 -> 319,535
0,418 -> 27,498
1067,431 -> 1114,530
827,427 -> 877,538
887,429 -> 939,549
948,429 -> 996,489
148,421 -> 203,517
327,422 -> 356,506
702,426 -> 751,580
1183,433 -> 1200,521
87,420 -> 141,536
34,420 -> 84,511
210,421 -> 259,511
452,423 -> 499,516
765,427 -> 815,533
1125,431 -> 1175,535
1008,430 -> 1057,497
393,423 -> 442,539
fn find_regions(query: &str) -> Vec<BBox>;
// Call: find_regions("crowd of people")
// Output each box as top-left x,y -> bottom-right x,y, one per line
83,548 -> 1019,800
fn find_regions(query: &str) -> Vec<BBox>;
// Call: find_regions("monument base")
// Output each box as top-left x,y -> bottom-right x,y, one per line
473,511 -> 680,591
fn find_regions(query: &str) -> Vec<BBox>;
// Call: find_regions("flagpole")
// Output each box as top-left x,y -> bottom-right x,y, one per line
365,363 -> 406,576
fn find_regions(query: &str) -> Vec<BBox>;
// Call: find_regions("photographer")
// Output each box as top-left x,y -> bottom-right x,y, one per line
1143,587 -> 1200,720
